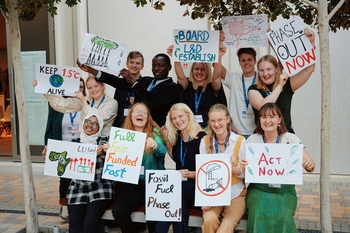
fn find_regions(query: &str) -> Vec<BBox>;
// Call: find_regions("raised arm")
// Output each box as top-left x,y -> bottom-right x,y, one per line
290,28 -> 316,92
167,45 -> 188,90
212,43 -> 227,94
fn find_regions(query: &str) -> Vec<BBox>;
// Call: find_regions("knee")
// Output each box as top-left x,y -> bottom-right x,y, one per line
202,211 -> 219,225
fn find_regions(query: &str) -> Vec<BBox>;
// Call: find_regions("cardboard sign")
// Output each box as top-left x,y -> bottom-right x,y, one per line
267,17 -> 317,76
44,139 -> 97,181
245,143 -> 303,185
145,170 -> 182,222
195,154 -> 232,206
79,33 -> 128,75
102,127 -> 146,184
222,15 -> 268,48
172,29 -> 219,63
35,64 -> 80,96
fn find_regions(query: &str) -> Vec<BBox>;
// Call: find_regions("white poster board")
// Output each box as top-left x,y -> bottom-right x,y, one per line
35,64 -> 80,96
222,14 -> 268,48
245,143 -> 303,185
79,33 -> 128,75
44,139 -> 97,181
172,29 -> 219,63
102,127 -> 146,184
145,170 -> 182,222
267,17 -> 316,76
195,154 -> 231,206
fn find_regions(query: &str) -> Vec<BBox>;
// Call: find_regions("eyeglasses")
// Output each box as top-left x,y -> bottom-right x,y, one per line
129,61 -> 142,66
84,119 -> 99,128
209,117 -> 227,125
132,110 -> 148,115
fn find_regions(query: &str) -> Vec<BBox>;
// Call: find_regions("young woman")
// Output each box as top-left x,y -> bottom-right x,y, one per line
248,28 -> 315,133
43,75 -> 118,138
156,103 -> 206,233
111,102 -> 170,233
67,113 -> 115,233
199,104 -> 247,233
167,45 -> 227,128
244,102 -> 315,233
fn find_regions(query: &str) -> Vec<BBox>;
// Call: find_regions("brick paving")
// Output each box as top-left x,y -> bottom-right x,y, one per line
0,158 -> 349,233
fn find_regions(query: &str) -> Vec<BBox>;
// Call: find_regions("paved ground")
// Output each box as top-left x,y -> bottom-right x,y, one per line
0,157 -> 349,233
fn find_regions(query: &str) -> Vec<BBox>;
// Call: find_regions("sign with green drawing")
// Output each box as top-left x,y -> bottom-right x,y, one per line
245,143 -> 303,185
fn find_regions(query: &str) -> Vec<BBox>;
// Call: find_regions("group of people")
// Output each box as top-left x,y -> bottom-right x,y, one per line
37,27 -> 316,233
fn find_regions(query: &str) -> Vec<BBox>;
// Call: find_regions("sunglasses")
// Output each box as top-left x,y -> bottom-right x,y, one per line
84,119 -> 99,128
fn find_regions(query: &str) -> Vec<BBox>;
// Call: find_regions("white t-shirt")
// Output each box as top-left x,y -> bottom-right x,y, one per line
223,71 -> 256,136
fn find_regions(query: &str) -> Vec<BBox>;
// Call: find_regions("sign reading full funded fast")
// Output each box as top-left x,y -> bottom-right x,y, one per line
172,29 -> 220,63
102,127 -> 146,184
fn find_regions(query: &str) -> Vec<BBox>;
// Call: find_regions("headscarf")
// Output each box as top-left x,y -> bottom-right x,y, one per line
80,113 -> 104,145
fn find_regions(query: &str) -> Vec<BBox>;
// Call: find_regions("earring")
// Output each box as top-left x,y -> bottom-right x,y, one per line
278,123 -> 281,127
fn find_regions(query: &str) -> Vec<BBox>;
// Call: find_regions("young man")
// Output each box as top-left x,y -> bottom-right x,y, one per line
221,48 -> 257,138
79,53 -> 182,127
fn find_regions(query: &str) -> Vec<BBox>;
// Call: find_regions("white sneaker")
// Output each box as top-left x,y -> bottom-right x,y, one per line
59,206 -> 69,223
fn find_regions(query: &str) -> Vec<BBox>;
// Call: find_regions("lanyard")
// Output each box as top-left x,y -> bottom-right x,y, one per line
180,136 -> 190,169
69,112 -> 77,125
242,72 -> 256,109
214,132 -> 230,154
262,134 -> 281,143
194,89 -> 203,114
91,96 -> 105,109
147,80 -> 156,91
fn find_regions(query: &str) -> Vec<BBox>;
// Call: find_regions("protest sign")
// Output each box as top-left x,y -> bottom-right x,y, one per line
172,29 -> 219,63
267,17 -> 316,76
102,127 -> 146,184
195,154 -> 231,206
79,33 -> 127,75
145,170 -> 182,222
222,14 -> 268,48
35,64 -> 80,96
245,143 -> 303,185
44,139 -> 97,181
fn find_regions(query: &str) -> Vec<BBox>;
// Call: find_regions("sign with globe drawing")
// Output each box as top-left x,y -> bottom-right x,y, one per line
34,64 -> 81,96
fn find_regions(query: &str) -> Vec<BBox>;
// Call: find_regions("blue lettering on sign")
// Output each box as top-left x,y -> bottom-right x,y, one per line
103,164 -> 127,178
183,44 -> 203,54
178,53 -> 216,62
178,30 -> 210,42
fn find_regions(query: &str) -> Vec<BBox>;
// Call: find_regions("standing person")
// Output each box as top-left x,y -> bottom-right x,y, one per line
67,113 -> 115,233
110,102 -> 169,233
78,53 -> 183,127
248,28 -> 315,133
219,47 -> 258,138
244,102 -> 315,233
166,45 -> 227,128
155,103 -> 206,233
199,104 -> 247,233
41,78 -> 86,223
39,75 -> 118,138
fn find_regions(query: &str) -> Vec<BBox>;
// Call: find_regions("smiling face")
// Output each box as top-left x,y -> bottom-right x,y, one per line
170,109 -> 190,133
239,53 -> 256,77
131,104 -> 149,131
152,56 -> 171,79
259,110 -> 281,133
86,78 -> 105,100
83,116 -> 99,136
126,56 -> 144,77
208,110 -> 230,137
258,60 -> 278,85
192,63 -> 208,85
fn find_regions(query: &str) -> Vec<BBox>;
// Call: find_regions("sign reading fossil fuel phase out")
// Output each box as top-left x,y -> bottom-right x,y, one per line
102,127 -> 146,184
145,170 -> 182,222
35,64 -> 80,97
44,139 -> 97,181
79,33 -> 127,76
172,29 -> 219,63
267,17 -> 317,76
195,154 -> 232,207
245,143 -> 303,185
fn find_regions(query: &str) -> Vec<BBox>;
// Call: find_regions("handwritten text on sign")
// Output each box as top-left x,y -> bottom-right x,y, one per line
172,29 -> 219,63
267,17 -> 316,76
35,64 -> 80,97
245,143 -> 303,185
102,127 -> 146,184
44,139 -> 97,181
146,170 -> 182,221
195,154 -> 232,207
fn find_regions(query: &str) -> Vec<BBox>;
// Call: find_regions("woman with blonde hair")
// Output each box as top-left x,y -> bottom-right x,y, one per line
156,103 -> 206,233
